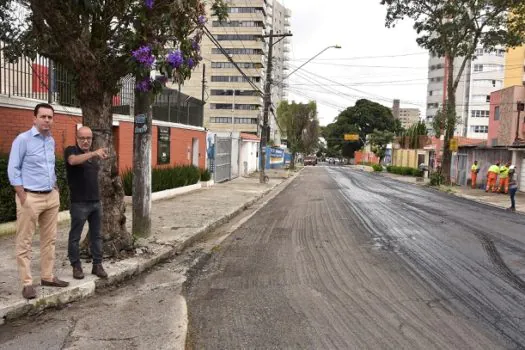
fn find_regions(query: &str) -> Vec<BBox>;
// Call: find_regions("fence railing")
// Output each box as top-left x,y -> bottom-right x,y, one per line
1,43 -> 204,127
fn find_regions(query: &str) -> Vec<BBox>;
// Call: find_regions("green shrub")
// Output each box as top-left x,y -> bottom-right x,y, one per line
386,165 -> 422,177
121,165 -> 201,196
200,168 -> 212,181
372,164 -> 383,172
430,172 -> 445,186
0,155 -> 70,224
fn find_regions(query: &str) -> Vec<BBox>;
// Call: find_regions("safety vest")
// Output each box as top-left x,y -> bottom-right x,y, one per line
488,165 -> 500,174
499,166 -> 509,178
471,164 -> 479,173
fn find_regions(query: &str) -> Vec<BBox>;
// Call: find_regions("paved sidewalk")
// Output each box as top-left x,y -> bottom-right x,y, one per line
0,171 -> 297,324
381,171 -> 525,214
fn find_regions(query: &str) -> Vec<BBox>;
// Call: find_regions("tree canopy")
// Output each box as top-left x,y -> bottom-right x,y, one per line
324,99 -> 400,159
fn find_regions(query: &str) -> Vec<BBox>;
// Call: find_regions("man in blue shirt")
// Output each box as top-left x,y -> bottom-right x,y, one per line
8,103 -> 69,300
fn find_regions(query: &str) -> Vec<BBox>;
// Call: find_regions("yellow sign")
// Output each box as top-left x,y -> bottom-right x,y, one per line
449,138 -> 458,152
344,134 -> 359,141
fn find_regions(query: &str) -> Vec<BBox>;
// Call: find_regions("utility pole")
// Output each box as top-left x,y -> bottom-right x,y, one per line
259,29 -> 292,183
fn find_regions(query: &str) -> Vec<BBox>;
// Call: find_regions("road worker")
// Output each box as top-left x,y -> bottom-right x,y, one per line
486,162 -> 500,192
470,160 -> 480,189
498,161 -> 511,194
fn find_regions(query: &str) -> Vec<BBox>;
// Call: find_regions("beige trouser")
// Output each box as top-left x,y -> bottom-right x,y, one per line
15,189 -> 60,286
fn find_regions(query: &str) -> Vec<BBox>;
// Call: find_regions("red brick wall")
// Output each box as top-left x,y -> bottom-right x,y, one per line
0,106 -> 81,157
355,151 -> 379,165
1,105 -> 206,173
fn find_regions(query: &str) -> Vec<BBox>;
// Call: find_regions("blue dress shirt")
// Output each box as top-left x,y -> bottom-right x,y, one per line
8,126 -> 56,191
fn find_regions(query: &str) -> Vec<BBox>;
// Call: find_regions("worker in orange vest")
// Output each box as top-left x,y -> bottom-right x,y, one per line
470,160 -> 480,189
498,161 -> 511,194
486,162 -> 500,192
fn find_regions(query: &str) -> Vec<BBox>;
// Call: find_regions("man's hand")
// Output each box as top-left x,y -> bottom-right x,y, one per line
93,148 -> 108,159
14,186 -> 27,205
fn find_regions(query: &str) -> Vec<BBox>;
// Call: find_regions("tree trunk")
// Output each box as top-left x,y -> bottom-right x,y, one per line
132,90 -> 152,237
80,92 -> 133,256
441,58 -> 457,183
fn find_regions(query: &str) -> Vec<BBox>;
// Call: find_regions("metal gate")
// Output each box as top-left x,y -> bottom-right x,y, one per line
214,136 -> 232,183
456,153 -> 468,186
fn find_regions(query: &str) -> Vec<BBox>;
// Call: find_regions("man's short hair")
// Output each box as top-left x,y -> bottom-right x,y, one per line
34,103 -> 55,116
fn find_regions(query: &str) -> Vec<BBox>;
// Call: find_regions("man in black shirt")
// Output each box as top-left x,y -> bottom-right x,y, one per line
65,126 -> 108,279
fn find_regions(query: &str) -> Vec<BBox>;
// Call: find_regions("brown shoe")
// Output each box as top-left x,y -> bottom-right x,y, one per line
41,277 -> 69,288
73,265 -> 84,280
92,264 -> 108,279
22,285 -> 37,300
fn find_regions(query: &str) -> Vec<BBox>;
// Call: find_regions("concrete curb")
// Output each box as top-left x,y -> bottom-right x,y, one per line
0,172 -> 300,324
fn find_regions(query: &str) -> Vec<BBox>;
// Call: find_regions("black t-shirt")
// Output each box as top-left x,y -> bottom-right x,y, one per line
64,145 -> 100,202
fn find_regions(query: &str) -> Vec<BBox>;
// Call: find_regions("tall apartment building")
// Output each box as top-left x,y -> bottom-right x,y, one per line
181,0 -> 291,141
504,45 -> 525,88
392,99 -> 421,129
425,48 -> 506,139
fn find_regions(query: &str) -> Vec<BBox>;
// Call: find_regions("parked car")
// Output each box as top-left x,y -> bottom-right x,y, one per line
304,156 -> 317,166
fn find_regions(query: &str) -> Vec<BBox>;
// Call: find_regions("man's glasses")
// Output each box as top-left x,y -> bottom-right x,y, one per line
77,137 -> 93,141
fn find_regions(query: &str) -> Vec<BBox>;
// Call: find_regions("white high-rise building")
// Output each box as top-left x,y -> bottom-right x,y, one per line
179,0 -> 291,141
425,48 -> 506,139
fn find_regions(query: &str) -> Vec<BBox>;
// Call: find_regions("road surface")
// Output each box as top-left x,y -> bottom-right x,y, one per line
185,166 -> 525,349
2,166 -> 525,349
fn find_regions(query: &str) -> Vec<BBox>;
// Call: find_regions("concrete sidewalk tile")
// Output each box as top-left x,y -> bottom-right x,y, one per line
0,170 -> 297,324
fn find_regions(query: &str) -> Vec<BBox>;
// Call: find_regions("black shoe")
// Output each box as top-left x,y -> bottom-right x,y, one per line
22,285 -> 37,299
41,277 -> 69,288
73,265 -> 84,280
92,264 -> 108,279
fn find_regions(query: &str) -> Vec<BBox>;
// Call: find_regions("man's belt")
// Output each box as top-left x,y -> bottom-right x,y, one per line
24,189 -> 52,194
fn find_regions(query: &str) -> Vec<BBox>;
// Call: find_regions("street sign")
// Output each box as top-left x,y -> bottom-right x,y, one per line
449,138 -> 458,152
344,134 -> 359,141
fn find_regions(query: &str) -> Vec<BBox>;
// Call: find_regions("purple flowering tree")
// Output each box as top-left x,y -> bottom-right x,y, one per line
0,0 -> 228,253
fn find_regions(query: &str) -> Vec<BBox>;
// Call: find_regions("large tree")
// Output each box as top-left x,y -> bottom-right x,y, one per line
325,99 -> 400,159
381,0 -> 525,181
277,101 -> 319,169
0,0 -> 227,255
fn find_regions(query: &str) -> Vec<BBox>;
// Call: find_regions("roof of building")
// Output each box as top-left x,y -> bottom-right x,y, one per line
240,133 -> 260,141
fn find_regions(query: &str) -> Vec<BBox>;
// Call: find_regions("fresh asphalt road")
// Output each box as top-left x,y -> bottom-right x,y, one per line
2,166 -> 525,349
185,166 -> 525,349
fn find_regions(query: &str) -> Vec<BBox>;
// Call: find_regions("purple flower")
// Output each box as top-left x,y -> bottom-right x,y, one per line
191,39 -> 200,51
145,0 -> 154,9
166,50 -> 183,68
136,78 -> 152,92
131,45 -> 155,68
186,58 -> 195,68
198,15 -> 207,25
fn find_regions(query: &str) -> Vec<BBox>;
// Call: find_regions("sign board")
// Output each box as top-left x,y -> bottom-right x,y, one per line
344,134 -> 359,141
134,114 -> 148,134
157,126 -> 171,164
449,138 -> 458,152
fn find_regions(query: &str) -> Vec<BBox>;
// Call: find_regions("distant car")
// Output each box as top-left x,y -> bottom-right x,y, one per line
304,156 -> 317,166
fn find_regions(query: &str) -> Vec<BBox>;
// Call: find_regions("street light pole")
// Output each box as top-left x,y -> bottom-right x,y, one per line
281,45 -> 341,82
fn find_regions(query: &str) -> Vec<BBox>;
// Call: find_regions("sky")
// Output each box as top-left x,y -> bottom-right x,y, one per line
277,0 -> 429,126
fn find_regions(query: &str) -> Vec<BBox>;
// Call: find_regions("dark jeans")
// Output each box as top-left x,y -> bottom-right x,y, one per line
510,188 -> 518,209
68,201 -> 103,266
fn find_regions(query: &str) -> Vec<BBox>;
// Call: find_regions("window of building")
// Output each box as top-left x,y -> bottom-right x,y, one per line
474,64 -> 483,72
216,34 -> 261,41
213,21 -> 264,28
471,110 -> 490,118
471,125 -> 488,133
427,103 -> 439,109
211,76 -> 261,83
473,79 -> 502,88
234,117 -> 258,124
211,62 -> 262,69
210,117 -> 232,123
212,48 -> 263,55
494,106 -> 500,120
211,89 -> 260,96
227,7 -> 264,14
210,103 -> 260,110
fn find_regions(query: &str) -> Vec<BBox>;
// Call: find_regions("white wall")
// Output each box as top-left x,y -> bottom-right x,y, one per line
240,140 -> 260,175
